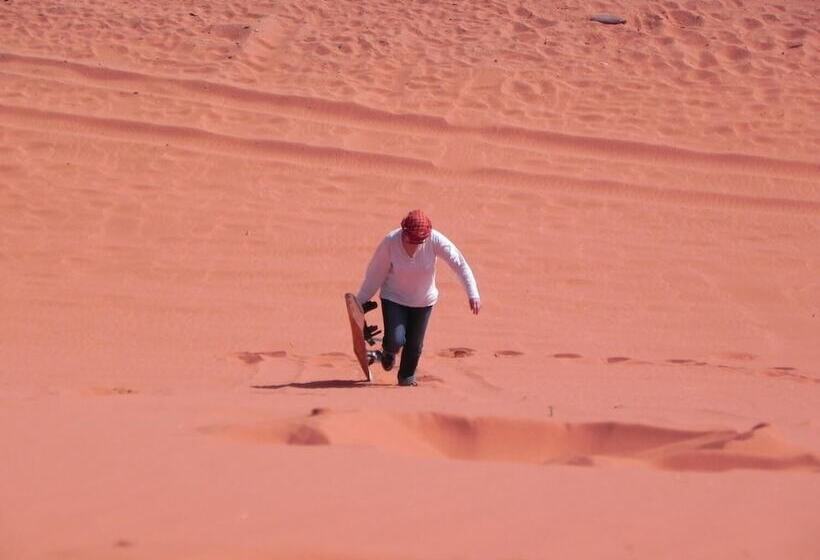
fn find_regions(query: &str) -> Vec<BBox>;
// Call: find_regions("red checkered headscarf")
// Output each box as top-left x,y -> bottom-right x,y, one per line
401,210 -> 432,244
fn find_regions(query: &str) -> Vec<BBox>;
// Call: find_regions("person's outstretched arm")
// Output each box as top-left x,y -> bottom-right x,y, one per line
433,232 -> 481,314
356,237 -> 391,304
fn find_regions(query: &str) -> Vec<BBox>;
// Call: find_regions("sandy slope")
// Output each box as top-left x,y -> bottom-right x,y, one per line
1,1 -> 819,559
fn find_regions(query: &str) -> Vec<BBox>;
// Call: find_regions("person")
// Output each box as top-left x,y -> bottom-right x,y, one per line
356,210 -> 480,386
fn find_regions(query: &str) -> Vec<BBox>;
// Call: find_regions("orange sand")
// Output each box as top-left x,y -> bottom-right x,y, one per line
1,1 -> 819,558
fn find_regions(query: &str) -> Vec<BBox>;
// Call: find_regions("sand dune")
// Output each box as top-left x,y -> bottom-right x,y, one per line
203,409 -> 820,472
1,0 -> 819,559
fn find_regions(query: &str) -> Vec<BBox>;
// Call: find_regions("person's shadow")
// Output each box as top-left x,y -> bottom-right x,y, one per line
251,379 -> 372,390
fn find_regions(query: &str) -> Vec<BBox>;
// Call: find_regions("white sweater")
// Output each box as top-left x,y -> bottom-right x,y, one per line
356,229 -> 480,308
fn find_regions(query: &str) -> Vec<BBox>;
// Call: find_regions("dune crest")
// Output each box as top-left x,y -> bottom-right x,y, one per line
202,411 -> 820,473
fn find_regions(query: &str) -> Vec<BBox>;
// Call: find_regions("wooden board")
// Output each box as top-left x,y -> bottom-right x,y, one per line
344,293 -> 371,381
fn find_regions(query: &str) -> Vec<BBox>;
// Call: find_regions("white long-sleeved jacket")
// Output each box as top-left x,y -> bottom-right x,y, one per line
356,228 -> 479,308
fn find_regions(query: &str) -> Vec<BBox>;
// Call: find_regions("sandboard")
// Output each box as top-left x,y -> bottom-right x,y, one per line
344,293 -> 372,381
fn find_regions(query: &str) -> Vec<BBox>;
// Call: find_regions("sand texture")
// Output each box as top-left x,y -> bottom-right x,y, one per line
1,0 -> 819,558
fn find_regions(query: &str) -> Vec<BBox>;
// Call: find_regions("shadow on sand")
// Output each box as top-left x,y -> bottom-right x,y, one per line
251,379 -> 372,390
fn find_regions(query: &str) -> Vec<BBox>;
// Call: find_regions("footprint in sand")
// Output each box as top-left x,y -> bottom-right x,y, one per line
236,351 -> 287,365
666,359 -> 709,366
494,350 -> 523,357
315,352 -> 351,368
553,353 -> 582,359
606,356 -> 630,364
92,387 -> 137,396
763,369 -> 815,384
438,347 -> 476,358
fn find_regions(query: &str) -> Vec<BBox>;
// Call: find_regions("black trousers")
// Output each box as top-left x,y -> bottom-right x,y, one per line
380,298 -> 433,380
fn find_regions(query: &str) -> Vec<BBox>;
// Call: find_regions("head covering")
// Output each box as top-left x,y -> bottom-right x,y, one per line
400,210 -> 432,244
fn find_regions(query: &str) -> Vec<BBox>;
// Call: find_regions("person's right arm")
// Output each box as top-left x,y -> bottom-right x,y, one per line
356,237 -> 391,304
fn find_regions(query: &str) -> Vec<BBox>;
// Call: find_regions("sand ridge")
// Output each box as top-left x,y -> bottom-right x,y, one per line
202,409 -> 820,472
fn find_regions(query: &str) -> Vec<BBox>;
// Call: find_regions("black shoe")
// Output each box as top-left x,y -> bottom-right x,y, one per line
381,352 -> 395,371
398,375 -> 417,386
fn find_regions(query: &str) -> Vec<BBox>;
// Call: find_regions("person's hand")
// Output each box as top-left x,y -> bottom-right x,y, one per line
469,298 -> 481,315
